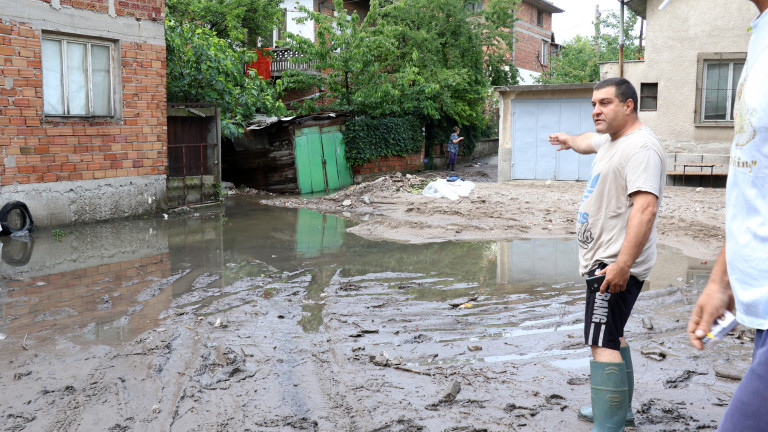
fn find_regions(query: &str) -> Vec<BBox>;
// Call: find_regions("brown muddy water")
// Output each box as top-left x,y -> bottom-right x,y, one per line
0,196 -> 751,432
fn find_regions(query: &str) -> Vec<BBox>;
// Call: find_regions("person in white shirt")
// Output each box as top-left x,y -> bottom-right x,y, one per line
687,1 -> 768,430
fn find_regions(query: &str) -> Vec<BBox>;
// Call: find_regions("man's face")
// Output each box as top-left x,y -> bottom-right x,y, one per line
591,87 -> 631,136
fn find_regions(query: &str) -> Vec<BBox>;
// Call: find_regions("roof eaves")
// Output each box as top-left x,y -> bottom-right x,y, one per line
624,0 -> 647,19
522,0 -> 564,14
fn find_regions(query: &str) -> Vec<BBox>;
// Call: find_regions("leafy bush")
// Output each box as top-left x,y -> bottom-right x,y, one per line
343,117 -> 423,166
165,21 -> 287,139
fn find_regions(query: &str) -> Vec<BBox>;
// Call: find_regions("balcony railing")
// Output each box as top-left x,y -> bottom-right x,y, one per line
271,48 -> 318,76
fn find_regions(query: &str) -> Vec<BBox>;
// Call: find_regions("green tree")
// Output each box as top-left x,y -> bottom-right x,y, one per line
165,21 -> 287,138
280,0 -> 516,126
476,0 -> 521,86
538,8 -> 641,84
165,0 -> 283,48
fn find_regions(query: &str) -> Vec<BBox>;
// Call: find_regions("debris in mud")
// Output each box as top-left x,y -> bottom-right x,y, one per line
350,328 -> 379,338
714,367 -> 745,381
370,350 -> 404,367
637,398 -> 698,426
664,369 -> 707,389
567,377 -> 589,386
503,402 -> 541,417
640,348 -> 668,361
736,328 -> 756,342
369,417 -> 426,432
467,344 -> 482,352
404,334 -> 431,344
545,394 -> 566,406
439,380 -> 462,402
448,296 -> 479,308
642,317 -> 654,330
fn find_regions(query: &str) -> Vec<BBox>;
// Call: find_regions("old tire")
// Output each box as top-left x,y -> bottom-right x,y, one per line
0,201 -> 34,235
0,235 -> 33,266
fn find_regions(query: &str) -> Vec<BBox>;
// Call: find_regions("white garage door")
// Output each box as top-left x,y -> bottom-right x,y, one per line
511,98 -> 596,181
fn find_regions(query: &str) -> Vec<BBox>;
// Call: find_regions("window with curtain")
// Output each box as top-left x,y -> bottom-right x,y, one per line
701,60 -> 743,121
695,53 -> 746,125
41,36 -> 114,117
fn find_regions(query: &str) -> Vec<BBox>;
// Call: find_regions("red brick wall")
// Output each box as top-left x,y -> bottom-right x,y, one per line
37,0 -> 165,21
0,22 -> 167,186
3,254 -> 171,343
0,1 -> 166,187
352,144 -> 425,176
512,1 -> 556,73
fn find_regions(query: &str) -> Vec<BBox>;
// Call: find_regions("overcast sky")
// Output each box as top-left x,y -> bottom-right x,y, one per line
549,0 -> 639,44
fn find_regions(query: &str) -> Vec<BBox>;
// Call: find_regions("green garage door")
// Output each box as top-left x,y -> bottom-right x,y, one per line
295,126 -> 353,194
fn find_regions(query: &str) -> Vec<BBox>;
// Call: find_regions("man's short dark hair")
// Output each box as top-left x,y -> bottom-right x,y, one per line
594,77 -> 638,113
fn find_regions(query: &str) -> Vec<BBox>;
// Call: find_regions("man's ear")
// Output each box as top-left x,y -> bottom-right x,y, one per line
624,98 -> 635,114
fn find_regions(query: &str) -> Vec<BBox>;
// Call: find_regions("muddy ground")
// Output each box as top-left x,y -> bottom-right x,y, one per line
0,157 -> 752,432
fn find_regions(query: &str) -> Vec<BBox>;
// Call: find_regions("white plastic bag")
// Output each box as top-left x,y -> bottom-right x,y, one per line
422,179 -> 475,201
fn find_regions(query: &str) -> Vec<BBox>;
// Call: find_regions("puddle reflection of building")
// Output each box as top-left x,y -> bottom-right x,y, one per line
0,220 -> 171,346
495,239 -> 713,292
496,239 -> 580,287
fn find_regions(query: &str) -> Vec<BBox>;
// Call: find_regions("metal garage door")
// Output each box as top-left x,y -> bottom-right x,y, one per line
512,98 -> 596,181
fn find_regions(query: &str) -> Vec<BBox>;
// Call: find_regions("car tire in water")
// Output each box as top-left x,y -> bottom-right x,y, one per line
0,201 -> 34,235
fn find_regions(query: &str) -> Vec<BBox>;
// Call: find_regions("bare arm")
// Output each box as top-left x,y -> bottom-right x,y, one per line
687,245 -> 734,350
596,191 -> 657,293
549,132 -> 597,155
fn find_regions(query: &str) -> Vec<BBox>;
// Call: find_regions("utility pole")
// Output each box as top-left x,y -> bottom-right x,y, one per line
594,5 -> 600,54
619,0 -> 624,77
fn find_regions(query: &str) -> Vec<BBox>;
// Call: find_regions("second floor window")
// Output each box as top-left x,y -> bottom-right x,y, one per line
42,36 -> 115,117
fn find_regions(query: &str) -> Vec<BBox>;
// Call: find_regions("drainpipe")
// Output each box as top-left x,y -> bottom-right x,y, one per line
619,0 -> 624,77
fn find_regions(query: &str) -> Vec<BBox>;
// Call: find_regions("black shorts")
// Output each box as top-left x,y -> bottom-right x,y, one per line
584,263 -> 644,351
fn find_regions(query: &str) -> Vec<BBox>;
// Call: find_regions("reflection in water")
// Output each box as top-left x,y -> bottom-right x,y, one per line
0,196 -> 711,348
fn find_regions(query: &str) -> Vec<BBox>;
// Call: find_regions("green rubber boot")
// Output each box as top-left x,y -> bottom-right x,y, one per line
587,360 -> 627,432
578,345 -> 636,427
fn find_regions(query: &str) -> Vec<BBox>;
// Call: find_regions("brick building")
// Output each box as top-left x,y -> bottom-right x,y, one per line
0,0 -> 167,228
511,0 -> 564,84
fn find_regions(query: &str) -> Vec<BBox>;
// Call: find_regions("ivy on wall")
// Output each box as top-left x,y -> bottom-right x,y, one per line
343,117 -> 424,167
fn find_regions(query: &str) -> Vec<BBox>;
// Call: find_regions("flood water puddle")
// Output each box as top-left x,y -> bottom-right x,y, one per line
0,196 -> 712,357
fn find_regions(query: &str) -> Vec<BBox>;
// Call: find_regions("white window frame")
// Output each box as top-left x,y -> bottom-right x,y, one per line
695,52 -> 746,127
41,33 -> 121,120
541,40 -> 548,65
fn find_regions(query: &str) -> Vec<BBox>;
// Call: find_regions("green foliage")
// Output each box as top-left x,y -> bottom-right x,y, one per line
477,0 -> 521,87
538,35 -> 600,83
165,0 -> 283,47
165,21 -> 287,139
538,8 -> 642,84
52,229 -> 66,241
425,119 -> 488,157
280,0 -> 514,127
343,117 -> 424,166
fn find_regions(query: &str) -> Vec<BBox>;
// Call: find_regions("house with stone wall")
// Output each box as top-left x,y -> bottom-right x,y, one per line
0,0 -> 167,228
600,0 -> 757,184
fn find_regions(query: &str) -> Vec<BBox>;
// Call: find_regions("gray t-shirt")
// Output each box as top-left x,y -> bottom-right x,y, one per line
576,127 -> 666,279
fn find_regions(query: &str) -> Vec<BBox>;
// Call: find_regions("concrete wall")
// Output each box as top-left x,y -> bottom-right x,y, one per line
600,0 -> 756,156
0,0 -> 167,228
